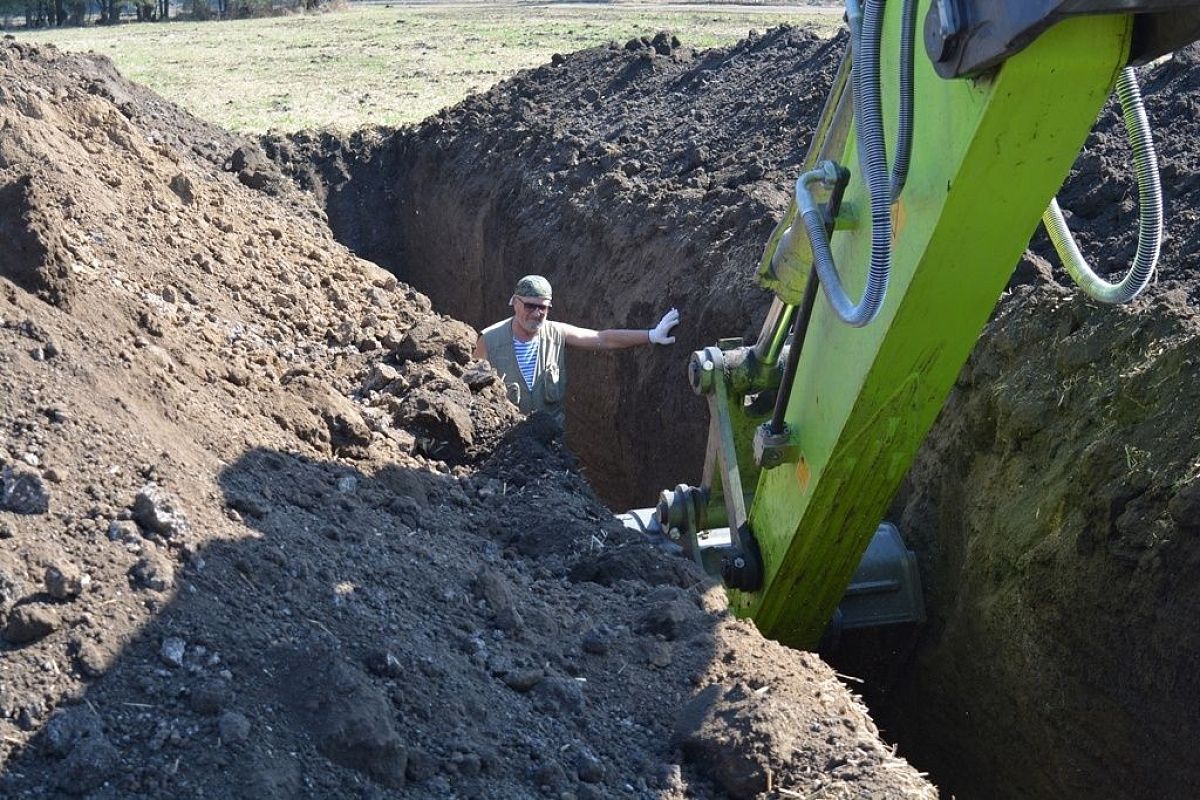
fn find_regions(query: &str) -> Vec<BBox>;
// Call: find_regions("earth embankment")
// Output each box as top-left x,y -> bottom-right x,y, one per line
884,46 -> 1200,799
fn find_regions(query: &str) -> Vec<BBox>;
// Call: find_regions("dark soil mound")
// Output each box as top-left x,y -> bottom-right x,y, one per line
0,38 -> 933,800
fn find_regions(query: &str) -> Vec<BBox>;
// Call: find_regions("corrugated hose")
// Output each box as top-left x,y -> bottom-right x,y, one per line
1043,67 -> 1163,304
800,0 -> 915,327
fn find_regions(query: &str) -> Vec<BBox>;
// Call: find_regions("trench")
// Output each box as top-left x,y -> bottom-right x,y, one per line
273,129 -> 983,790
267,130 -> 775,512
262,38 -> 1200,793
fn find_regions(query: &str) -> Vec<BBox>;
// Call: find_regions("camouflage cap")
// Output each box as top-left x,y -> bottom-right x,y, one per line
513,274 -> 552,300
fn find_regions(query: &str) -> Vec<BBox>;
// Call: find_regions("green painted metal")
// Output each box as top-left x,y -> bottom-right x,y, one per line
731,6 -> 1133,648
757,55 -> 854,306
700,347 -> 768,532
760,300 -> 795,367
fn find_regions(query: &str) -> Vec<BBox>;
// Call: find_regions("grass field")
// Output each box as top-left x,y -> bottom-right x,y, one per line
13,2 -> 839,133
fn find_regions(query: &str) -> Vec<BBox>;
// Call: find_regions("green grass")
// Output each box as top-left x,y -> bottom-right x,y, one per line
13,3 -> 840,133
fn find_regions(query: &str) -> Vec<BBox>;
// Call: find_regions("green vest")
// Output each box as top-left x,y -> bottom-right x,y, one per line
480,318 -> 568,424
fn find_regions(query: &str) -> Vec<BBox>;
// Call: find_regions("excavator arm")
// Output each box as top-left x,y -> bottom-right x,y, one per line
639,0 -> 1200,649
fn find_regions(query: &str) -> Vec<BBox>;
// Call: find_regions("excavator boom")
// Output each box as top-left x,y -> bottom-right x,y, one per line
642,0 -> 1200,649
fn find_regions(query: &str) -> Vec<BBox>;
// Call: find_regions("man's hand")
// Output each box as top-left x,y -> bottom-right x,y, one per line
648,308 -> 680,345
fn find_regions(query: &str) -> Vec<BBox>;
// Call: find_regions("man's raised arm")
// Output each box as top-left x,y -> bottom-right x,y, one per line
560,308 -> 679,351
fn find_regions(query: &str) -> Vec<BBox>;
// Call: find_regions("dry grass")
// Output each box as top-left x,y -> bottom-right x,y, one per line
13,2 -> 839,133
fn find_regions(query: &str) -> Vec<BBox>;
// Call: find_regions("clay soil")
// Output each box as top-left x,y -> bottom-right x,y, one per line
3,20 -> 1200,800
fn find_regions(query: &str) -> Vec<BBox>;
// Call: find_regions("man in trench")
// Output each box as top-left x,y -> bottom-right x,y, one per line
473,274 -> 680,426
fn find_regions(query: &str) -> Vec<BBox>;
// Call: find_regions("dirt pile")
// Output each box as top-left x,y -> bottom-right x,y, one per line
0,39 -> 935,800
260,24 -> 1200,800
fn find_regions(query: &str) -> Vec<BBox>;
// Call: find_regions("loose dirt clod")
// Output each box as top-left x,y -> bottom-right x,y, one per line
0,37 -> 933,800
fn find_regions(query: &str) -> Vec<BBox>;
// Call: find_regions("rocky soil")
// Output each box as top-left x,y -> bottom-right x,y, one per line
0,36 -> 935,800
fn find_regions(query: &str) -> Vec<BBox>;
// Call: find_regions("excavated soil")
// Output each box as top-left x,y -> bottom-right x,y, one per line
0,36 -> 936,800
258,25 -> 1200,800
5,18 -> 1200,800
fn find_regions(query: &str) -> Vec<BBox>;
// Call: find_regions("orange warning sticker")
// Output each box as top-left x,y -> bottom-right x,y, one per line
795,456 -> 810,493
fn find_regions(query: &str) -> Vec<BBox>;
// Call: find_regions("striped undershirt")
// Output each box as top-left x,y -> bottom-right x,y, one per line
513,337 -> 539,389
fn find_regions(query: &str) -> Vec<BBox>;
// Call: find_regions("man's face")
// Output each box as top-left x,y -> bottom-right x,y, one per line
512,294 -> 551,337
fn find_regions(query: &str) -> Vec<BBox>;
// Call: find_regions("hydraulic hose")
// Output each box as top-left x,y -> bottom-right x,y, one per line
807,0 -> 890,327
1043,67 -> 1162,304
761,0 -> 918,438
891,0 -> 916,201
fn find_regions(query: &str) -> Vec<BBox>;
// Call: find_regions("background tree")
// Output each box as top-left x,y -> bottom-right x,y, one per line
97,0 -> 121,24
0,0 -> 24,26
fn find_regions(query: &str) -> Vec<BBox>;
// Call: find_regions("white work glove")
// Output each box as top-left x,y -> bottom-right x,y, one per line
648,308 -> 680,345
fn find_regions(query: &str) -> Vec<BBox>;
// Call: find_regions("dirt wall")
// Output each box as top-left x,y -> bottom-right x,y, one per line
879,47 -> 1200,800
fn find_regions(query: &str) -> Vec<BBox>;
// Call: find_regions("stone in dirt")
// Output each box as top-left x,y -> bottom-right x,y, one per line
132,485 -> 190,540
159,636 -> 186,668
0,568 -> 25,612
129,549 -> 175,592
73,638 -> 114,678
2,468 -> 50,514
44,562 -> 88,600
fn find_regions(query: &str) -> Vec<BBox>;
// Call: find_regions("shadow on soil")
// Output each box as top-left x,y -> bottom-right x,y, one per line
0,418 -> 765,798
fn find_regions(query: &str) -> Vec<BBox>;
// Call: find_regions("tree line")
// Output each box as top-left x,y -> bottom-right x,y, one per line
1,0 -> 324,27
1,0 -> 168,26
